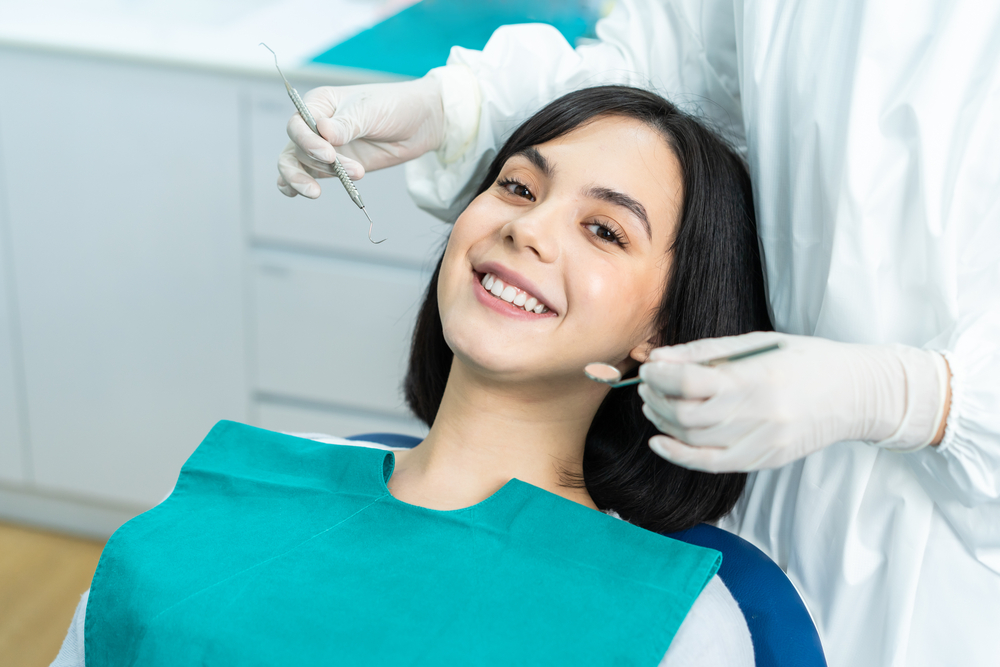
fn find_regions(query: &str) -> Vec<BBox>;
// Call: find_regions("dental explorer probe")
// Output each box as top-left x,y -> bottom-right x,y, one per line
261,43 -> 385,244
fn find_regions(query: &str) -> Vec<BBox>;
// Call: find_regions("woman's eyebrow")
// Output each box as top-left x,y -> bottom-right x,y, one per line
512,147 -> 553,177
584,186 -> 651,239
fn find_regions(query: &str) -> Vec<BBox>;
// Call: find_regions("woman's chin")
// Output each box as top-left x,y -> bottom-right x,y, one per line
446,338 -> 567,385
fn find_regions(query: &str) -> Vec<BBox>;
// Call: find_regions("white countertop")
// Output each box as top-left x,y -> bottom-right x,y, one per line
0,0 -> 418,81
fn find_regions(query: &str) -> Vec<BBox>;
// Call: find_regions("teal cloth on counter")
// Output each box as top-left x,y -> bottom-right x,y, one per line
312,0 -> 599,77
85,420 -> 720,666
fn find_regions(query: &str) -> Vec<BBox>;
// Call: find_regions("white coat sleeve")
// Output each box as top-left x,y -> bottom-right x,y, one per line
887,4 -> 1000,569
50,590 -> 88,667
406,0 -> 744,221
660,575 -> 754,666
912,313 -> 1000,510
896,6 -> 1000,513
906,257 -> 1000,567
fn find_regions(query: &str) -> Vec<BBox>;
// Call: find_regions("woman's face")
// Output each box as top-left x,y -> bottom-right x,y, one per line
438,115 -> 684,386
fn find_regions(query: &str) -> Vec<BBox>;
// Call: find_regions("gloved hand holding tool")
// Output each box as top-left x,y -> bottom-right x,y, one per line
277,66 -> 479,200
638,332 -> 951,472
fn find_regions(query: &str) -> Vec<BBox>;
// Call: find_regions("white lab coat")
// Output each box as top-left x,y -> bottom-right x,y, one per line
405,1 -> 1000,665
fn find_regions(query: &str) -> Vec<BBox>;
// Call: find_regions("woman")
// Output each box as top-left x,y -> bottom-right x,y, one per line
277,3 -> 1000,663
53,86 -> 768,666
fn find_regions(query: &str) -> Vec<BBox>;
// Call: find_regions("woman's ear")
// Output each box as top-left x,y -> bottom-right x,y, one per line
629,336 -> 659,364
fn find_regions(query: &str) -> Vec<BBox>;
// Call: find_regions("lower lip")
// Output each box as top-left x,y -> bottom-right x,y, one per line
472,271 -> 556,321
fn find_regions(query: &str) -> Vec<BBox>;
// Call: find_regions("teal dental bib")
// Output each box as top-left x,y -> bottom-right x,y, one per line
85,421 -> 720,666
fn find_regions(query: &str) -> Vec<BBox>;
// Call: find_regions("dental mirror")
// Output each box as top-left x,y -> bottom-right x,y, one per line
585,342 -> 783,389
584,363 -> 640,388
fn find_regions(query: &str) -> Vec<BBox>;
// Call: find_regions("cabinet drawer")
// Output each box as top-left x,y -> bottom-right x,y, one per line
248,88 -> 450,267
253,251 -> 429,416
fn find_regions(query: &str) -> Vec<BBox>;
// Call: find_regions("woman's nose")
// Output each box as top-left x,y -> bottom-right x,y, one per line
501,204 -> 562,263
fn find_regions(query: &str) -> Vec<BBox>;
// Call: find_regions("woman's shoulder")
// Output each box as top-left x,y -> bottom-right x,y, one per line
661,574 -> 754,666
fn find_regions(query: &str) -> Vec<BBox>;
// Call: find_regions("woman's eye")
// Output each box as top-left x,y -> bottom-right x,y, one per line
586,222 -> 627,247
498,178 -> 535,201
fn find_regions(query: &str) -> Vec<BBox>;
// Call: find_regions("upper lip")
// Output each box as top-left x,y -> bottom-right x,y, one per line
474,261 -> 558,315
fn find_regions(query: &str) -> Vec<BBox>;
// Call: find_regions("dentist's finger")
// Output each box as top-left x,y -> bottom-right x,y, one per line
648,435 -> 730,472
641,403 -> 688,441
648,331 -> 781,363
637,384 -> 716,429
276,173 -> 300,198
290,141 -> 366,181
287,111 -> 340,163
277,144 -> 321,199
640,361 -> 721,399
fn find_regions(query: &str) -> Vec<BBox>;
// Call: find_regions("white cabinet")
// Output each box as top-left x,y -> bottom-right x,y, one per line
252,250 -> 430,420
0,49 -> 248,507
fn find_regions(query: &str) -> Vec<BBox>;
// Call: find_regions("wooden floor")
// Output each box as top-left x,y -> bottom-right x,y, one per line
0,522 -> 105,667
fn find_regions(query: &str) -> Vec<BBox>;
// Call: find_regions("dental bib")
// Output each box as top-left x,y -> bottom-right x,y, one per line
85,421 -> 720,666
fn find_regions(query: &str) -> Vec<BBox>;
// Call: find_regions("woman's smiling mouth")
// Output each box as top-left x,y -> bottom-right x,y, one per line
472,267 -> 557,319
480,272 -> 549,313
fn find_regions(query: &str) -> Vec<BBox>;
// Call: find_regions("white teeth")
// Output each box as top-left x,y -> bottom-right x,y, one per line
479,272 -> 550,314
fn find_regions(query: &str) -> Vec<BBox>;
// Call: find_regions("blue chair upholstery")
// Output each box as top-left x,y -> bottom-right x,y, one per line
666,524 -> 826,667
347,432 -> 427,450
347,433 -> 826,667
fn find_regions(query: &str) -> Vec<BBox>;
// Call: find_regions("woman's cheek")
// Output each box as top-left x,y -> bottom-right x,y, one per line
577,269 -> 618,313
455,193 -> 506,234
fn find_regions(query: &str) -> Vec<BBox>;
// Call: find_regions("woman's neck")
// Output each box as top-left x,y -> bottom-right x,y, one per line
388,358 -> 609,511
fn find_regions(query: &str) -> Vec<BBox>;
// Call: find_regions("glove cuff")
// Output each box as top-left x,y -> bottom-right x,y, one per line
873,346 -> 949,453
427,64 -> 481,164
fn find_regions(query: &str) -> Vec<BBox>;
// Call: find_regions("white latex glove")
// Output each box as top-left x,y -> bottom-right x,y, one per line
637,331 -> 950,472
277,64 -> 480,199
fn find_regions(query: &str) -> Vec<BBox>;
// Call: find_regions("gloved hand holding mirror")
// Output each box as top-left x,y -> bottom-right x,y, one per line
634,331 -> 951,472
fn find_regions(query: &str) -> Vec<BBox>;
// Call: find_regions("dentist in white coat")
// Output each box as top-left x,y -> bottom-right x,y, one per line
276,1 -> 1000,664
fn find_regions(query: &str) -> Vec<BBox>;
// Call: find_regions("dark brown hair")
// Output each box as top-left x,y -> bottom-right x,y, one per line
404,86 -> 772,533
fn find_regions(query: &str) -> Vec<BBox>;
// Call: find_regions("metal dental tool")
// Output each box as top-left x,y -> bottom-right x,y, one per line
261,43 -> 385,244
585,342 -> 783,389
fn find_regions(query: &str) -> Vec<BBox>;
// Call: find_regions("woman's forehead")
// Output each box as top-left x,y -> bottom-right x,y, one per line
516,116 -> 683,238
520,117 -> 678,186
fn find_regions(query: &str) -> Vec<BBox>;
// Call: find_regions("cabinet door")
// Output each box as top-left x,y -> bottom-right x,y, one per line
253,250 -> 428,419
0,49 -> 247,507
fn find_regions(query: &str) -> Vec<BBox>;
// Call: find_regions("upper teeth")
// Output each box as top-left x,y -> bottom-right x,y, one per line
481,273 -> 549,313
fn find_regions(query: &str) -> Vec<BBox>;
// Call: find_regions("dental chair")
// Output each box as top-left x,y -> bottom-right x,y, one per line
348,433 -> 827,667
